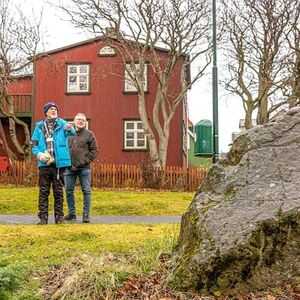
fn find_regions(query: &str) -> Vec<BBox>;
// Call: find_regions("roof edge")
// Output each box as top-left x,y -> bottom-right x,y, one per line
36,35 -> 188,58
11,74 -> 33,79
36,35 -> 105,58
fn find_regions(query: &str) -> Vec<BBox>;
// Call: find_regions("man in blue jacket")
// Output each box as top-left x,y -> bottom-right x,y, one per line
31,102 -> 75,224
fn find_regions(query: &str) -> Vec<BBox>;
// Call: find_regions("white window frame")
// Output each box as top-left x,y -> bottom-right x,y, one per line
124,63 -> 148,92
124,120 -> 147,149
67,64 -> 90,93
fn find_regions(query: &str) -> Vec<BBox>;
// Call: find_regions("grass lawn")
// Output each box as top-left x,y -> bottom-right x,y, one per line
0,224 -> 179,267
0,186 -> 190,299
0,186 -> 193,215
0,224 -> 179,299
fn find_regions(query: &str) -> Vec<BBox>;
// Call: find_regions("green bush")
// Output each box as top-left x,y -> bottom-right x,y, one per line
0,253 -> 26,300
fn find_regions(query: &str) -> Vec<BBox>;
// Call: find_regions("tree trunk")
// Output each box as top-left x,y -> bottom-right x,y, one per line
257,93 -> 269,125
289,50 -> 300,108
2,94 -> 31,160
148,134 -> 161,167
137,94 -> 162,168
158,129 -> 170,169
244,102 -> 254,129
256,62 -> 271,124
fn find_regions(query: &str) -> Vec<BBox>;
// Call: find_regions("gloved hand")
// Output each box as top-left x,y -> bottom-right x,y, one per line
44,150 -> 55,165
47,156 -> 55,165
37,151 -> 51,163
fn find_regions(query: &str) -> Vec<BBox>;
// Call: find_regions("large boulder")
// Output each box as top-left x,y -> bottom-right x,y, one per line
171,108 -> 300,294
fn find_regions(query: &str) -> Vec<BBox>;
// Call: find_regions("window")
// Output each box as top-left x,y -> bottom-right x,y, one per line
124,63 -> 148,92
124,120 -> 147,149
67,64 -> 90,93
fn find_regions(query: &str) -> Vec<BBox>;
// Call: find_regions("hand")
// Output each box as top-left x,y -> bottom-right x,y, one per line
47,156 -> 55,165
44,151 -> 51,161
65,123 -> 72,131
37,152 -> 51,163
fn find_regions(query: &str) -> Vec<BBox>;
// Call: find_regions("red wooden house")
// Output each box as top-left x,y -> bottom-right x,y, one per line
0,75 -> 32,158
7,36 -> 189,167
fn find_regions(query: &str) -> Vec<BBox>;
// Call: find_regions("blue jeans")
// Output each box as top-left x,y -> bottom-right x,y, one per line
64,168 -> 92,216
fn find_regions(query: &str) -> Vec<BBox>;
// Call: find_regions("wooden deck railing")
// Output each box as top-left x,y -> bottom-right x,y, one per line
0,161 -> 207,192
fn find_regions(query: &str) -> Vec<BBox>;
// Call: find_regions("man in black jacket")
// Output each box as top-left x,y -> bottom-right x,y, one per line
64,113 -> 99,223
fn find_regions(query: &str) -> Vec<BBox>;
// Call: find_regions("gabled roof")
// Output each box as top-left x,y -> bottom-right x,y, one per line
36,36 -> 105,58
36,35 -> 188,59
35,35 -> 191,86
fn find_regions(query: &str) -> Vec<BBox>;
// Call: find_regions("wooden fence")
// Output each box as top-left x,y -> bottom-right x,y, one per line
0,161 -> 207,192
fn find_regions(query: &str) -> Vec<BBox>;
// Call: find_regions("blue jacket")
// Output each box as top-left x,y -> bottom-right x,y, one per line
31,118 -> 75,168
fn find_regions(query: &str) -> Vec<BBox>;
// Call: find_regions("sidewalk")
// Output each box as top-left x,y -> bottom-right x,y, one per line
0,214 -> 181,225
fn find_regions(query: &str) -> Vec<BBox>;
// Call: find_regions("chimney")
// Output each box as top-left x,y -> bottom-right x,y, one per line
105,27 -> 120,39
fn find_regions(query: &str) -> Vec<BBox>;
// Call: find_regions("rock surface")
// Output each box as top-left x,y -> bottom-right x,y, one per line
172,108 -> 300,294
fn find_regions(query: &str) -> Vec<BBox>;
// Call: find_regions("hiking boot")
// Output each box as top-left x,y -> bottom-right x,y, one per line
37,216 -> 48,225
55,216 -> 64,224
82,215 -> 90,223
63,214 -> 77,221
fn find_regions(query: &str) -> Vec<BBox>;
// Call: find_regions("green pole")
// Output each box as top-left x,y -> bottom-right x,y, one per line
212,0 -> 219,162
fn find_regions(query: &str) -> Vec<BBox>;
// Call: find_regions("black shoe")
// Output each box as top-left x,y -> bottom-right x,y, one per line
55,216 -> 64,224
63,214 -> 77,221
83,215 -> 90,223
37,216 -> 48,225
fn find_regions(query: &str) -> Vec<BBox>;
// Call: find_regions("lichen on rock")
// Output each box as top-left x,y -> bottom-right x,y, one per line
171,108 -> 300,294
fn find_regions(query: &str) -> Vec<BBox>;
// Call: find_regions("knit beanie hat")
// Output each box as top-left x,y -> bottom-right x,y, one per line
43,102 -> 59,115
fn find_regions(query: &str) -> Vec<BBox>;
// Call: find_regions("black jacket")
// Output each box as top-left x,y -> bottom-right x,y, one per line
68,128 -> 99,168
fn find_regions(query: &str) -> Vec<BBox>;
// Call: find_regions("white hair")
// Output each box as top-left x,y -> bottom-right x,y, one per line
74,113 -> 87,121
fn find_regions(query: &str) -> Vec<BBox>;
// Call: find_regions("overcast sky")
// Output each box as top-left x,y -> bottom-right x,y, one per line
13,0 -> 245,152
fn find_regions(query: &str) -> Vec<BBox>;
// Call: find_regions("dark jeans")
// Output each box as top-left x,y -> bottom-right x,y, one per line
64,168 -> 92,216
38,166 -> 65,219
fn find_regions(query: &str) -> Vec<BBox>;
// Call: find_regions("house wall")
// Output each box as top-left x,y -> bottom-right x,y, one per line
7,77 -> 32,95
0,117 -> 30,160
1,78 -> 33,160
33,40 -> 186,166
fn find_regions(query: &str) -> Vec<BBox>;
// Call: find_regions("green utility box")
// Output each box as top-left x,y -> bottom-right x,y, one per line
194,119 -> 213,156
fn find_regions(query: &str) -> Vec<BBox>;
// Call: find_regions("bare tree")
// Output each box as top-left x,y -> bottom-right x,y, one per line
221,0 -> 298,129
286,4 -> 300,108
57,0 -> 211,168
0,0 -> 42,160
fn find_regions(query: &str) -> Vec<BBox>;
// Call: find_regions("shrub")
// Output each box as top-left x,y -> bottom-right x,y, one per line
0,253 -> 27,300
140,160 -> 163,189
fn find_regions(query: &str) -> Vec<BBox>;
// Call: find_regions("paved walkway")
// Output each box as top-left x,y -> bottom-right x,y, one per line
0,215 -> 181,225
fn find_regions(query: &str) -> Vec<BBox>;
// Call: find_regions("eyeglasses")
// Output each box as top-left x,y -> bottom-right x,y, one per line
75,118 -> 86,121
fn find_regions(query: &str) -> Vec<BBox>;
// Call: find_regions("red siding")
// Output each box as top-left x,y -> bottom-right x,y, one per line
1,95 -> 32,114
3,78 -> 33,160
34,40 -> 186,167
8,77 -> 32,95
0,118 -> 27,160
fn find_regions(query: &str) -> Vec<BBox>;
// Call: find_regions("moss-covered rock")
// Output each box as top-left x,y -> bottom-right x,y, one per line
171,108 -> 300,294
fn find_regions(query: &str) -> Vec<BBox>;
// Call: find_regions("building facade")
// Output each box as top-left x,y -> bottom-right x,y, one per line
7,37 -> 188,166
